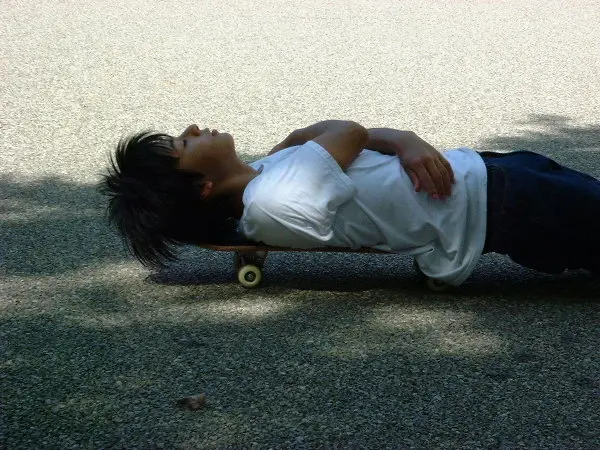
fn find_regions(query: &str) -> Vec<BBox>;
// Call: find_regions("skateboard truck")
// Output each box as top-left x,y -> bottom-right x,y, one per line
234,251 -> 267,288
227,248 -> 450,291
413,260 -> 451,292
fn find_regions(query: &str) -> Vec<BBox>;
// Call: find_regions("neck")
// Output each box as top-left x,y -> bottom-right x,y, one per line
210,161 -> 259,219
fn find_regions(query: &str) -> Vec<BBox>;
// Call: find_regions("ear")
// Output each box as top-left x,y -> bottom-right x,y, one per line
199,181 -> 214,199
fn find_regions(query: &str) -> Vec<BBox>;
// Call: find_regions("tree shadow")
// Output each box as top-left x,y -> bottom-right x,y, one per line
1,151 -> 263,278
3,285 -> 598,448
1,174 -> 130,276
477,114 -> 600,175
3,149 -> 599,448
150,248 -> 599,301
479,114 -> 600,152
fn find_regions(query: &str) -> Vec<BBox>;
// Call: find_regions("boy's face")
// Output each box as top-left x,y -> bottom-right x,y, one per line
172,124 -> 236,173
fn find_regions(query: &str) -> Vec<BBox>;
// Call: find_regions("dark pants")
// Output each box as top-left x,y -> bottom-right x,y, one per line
482,151 -> 600,274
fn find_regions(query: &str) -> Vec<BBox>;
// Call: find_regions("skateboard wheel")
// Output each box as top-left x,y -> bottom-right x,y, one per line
238,265 -> 262,288
427,278 -> 450,292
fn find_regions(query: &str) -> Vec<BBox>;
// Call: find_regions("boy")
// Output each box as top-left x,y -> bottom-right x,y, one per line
100,120 -> 600,286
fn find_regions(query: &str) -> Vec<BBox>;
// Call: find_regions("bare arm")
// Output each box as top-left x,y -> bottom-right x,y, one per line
270,120 -> 368,171
270,124 -> 454,198
363,128 -> 414,155
365,128 -> 455,198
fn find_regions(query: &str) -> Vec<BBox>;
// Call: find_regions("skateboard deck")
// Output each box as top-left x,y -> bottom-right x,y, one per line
198,242 -> 449,291
199,242 -> 385,253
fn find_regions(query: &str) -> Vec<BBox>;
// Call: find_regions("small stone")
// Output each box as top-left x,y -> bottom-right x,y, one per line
176,393 -> 207,410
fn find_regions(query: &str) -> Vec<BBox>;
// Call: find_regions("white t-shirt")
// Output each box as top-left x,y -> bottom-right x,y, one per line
240,141 -> 487,285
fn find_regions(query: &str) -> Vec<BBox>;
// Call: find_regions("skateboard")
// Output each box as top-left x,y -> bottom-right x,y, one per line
199,242 -> 450,291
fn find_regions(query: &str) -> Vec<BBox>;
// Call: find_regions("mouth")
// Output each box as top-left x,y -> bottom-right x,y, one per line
199,127 -> 219,137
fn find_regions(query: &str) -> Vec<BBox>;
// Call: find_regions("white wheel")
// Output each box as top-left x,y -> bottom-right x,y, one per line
427,278 -> 450,292
237,265 -> 262,288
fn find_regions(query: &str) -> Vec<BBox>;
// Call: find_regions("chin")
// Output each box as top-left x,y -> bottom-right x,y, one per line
222,133 -> 235,147
216,133 -> 235,154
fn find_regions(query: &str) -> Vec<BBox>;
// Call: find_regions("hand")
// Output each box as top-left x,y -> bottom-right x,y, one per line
269,122 -> 354,156
268,132 -> 296,155
268,140 -> 288,155
268,128 -> 304,155
398,134 -> 455,199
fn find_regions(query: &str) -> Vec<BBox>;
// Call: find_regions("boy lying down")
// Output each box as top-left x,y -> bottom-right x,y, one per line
101,120 -> 600,286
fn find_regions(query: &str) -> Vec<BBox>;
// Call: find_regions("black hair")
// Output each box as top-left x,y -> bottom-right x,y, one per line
99,131 -> 236,267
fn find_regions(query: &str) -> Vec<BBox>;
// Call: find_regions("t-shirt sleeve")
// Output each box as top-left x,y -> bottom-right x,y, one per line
240,141 -> 357,248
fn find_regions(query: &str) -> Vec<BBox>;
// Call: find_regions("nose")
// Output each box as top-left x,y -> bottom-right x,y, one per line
182,124 -> 201,137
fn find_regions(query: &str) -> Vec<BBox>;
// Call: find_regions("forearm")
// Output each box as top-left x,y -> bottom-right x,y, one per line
365,128 -> 418,156
284,126 -> 424,157
283,120 -> 360,147
366,128 -> 454,198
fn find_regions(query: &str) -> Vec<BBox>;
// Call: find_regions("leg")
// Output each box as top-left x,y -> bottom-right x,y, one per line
483,151 -> 600,274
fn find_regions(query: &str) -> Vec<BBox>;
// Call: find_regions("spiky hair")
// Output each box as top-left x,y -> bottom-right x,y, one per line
99,131 -> 233,267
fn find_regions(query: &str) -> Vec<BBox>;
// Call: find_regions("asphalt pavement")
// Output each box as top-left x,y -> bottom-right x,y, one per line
1,1 -> 599,448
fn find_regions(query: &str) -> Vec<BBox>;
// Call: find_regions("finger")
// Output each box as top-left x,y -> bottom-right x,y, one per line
427,149 -> 454,189
413,164 -> 438,197
433,157 -> 452,196
419,158 -> 444,196
427,157 -> 453,197
407,168 -> 421,192
268,143 -> 284,155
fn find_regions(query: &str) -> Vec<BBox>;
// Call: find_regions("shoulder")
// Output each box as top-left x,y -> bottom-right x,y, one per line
248,141 -> 356,197
239,141 -> 359,246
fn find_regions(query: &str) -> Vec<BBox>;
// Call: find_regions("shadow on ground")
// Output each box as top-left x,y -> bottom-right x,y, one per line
478,114 -> 600,176
151,248 -> 600,301
2,126 -> 600,447
3,286 -> 598,448
1,150 -> 262,278
1,174 -> 128,276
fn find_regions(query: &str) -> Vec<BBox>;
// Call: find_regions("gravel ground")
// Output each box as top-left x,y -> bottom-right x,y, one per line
1,1 -> 599,448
